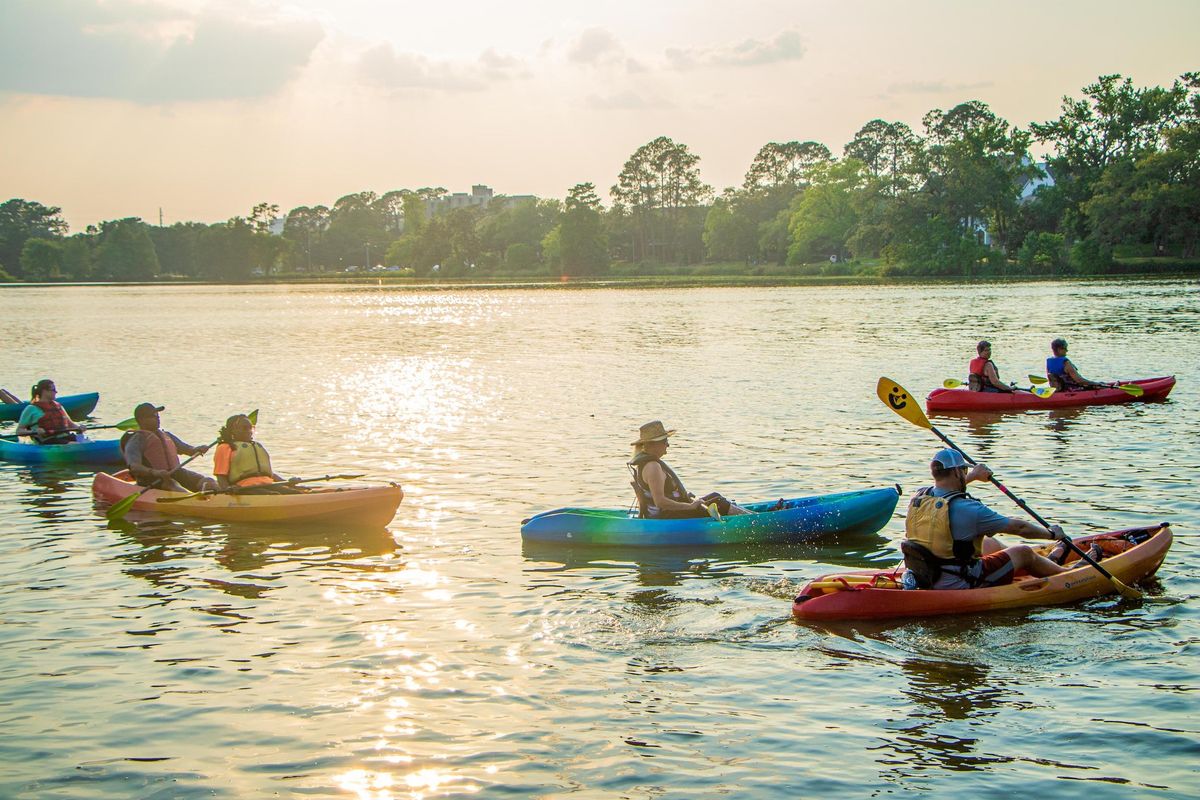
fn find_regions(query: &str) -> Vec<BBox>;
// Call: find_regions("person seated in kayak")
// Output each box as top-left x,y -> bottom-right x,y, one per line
213,414 -> 300,494
900,448 -> 1094,590
0,387 -> 20,404
968,340 -> 1013,393
121,402 -> 216,493
1046,338 -> 1110,391
628,420 -> 749,519
14,379 -> 85,444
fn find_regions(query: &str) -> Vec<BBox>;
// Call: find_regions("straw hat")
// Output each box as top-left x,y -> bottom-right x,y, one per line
631,420 -> 676,445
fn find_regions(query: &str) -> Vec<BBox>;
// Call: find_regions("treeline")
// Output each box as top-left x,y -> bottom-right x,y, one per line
1,71 -> 1197,283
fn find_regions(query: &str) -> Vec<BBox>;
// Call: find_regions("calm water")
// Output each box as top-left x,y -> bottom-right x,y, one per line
1,280 -> 1197,798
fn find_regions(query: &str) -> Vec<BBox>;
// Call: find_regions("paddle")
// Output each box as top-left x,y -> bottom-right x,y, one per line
1028,374 -> 1144,397
4,416 -> 140,443
105,409 -> 258,521
876,378 -> 1142,600
156,473 -> 366,503
942,379 -> 1056,398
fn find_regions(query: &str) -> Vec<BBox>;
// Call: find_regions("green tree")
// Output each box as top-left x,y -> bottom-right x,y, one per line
559,183 -> 608,276
94,218 -> 160,280
0,199 -> 68,277
703,191 -> 758,262
786,159 -> 867,263
20,238 -> 65,280
61,235 -> 92,279
743,141 -> 832,192
1031,73 -> 1192,238
844,120 -> 922,196
611,136 -> 712,263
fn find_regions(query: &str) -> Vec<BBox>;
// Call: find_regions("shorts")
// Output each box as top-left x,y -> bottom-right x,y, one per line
136,468 -> 211,492
934,551 -> 1014,590
652,492 -> 734,519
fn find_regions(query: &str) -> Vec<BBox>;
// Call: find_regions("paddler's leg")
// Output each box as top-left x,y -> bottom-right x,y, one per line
1004,544 -> 1070,578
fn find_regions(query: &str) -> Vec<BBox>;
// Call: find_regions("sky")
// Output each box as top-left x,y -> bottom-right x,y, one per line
1,0 -> 1197,232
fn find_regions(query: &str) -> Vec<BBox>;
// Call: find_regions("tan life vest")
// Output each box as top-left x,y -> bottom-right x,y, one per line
227,441 -> 274,485
904,487 -> 979,562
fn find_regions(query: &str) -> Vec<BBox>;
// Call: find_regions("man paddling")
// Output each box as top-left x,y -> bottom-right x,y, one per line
1046,338 -> 1110,391
121,403 -> 217,493
967,340 -> 1014,393
900,449 -> 1092,590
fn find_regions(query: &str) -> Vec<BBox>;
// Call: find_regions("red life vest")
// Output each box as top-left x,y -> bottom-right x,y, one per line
33,400 -> 73,435
968,356 -> 988,376
126,430 -> 181,471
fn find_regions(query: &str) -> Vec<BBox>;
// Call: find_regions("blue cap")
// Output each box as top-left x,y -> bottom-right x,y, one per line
932,448 -> 968,469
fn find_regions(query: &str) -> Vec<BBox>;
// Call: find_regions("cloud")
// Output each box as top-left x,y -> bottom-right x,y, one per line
888,80 -> 995,94
568,28 -> 622,65
586,90 -> 672,111
0,0 -> 323,103
666,29 -> 805,70
357,44 -> 527,93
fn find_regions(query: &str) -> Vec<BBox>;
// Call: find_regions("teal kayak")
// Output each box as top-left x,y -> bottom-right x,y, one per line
521,486 -> 901,546
0,436 -> 123,465
0,392 -> 100,422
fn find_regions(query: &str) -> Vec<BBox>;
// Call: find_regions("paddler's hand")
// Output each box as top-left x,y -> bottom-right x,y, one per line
193,444 -> 210,456
965,464 -> 993,483
1047,524 -> 1067,540
287,477 -> 301,485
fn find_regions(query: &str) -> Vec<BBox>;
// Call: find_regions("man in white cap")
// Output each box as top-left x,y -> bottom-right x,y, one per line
121,402 -> 216,493
901,448 -> 1078,589
628,420 -> 748,519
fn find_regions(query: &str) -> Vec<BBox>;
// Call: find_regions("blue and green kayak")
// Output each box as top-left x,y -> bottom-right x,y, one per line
521,486 -> 901,546
0,392 -> 100,422
0,436 -> 123,465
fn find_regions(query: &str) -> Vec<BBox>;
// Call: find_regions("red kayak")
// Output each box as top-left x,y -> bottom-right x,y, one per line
926,376 -> 1175,412
792,524 -> 1172,621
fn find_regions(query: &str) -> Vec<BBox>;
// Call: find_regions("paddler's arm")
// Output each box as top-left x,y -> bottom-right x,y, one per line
642,461 -> 704,513
966,463 -> 1065,541
168,432 -> 209,457
1063,359 -> 1107,390
983,362 -> 1013,393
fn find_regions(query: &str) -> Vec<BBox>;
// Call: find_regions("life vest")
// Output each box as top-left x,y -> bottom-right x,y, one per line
121,430 -> 181,471
226,441 -> 274,486
33,400 -> 72,435
1045,355 -> 1072,389
968,357 -> 1000,392
628,452 -> 690,518
903,488 -> 979,562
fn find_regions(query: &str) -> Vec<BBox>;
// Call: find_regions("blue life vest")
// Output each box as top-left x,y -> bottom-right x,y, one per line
1046,355 -> 1068,378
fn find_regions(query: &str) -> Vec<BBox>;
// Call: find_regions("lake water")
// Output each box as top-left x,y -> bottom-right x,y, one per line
1,280 -> 1197,798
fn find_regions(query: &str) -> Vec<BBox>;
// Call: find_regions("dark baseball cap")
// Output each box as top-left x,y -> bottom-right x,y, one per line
133,402 -> 165,418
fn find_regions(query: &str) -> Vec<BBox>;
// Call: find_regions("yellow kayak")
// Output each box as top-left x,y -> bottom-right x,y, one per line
93,470 -> 402,528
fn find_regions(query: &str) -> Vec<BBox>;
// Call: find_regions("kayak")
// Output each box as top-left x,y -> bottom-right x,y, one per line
521,486 -> 901,546
92,470 -> 403,527
792,523 -> 1172,621
0,436 -> 123,465
0,391 -> 100,422
926,376 -> 1175,412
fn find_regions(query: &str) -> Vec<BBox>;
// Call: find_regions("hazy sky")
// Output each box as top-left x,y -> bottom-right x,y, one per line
2,0 -> 1196,231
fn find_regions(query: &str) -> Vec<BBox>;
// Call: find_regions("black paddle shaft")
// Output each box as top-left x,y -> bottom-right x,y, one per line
928,423 -> 1133,590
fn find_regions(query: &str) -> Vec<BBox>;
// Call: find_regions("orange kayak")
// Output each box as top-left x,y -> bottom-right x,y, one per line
792,524 -> 1172,621
93,470 -> 402,528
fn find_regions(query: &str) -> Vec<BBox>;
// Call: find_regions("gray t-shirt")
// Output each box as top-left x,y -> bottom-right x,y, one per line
123,430 -> 194,470
928,486 -> 1011,543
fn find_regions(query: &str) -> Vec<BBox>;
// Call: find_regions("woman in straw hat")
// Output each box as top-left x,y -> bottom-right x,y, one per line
628,420 -> 748,519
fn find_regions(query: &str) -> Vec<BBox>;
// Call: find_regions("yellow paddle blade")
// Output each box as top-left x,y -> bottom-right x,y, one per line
1116,383 -> 1144,397
1028,374 -> 1048,384
248,409 -> 259,425
942,378 -> 965,389
877,377 -> 931,429
114,416 -> 139,431
1031,386 -> 1057,399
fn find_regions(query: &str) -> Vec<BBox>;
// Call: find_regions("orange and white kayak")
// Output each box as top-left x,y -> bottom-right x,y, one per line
792,524 -> 1172,621
93,470 -> 402,528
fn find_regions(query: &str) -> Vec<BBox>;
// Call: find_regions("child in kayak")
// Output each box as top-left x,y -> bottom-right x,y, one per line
968,340 -> 1014,393
1046,338 -> 1111,391
213,414 -> 301,494
628,420 -> 749,519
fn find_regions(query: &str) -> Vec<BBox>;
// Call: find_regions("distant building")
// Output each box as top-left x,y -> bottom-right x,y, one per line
1018,159 -> 1055,204
426,185 -> 539,218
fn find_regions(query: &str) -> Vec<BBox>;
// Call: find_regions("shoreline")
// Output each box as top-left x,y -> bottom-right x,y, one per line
1,270 -> 1198,291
